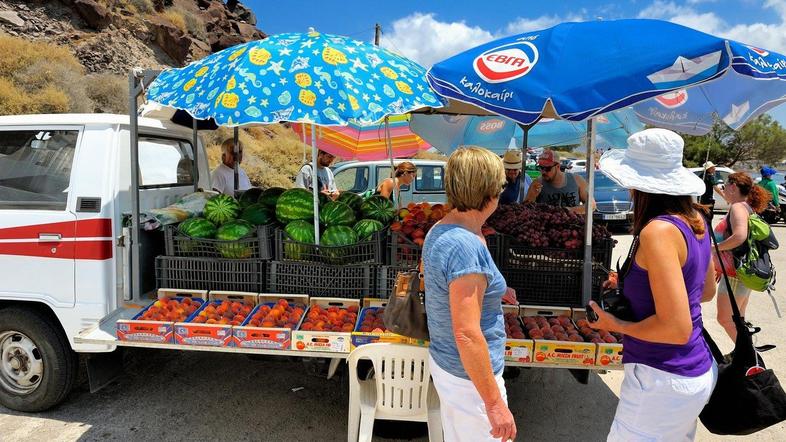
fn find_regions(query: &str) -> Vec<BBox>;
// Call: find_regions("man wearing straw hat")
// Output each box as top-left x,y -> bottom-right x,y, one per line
499,149 -> 532,205
699,161 -> 725,217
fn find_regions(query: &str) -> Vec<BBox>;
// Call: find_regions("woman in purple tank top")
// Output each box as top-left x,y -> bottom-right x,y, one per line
590,129 -> 719,441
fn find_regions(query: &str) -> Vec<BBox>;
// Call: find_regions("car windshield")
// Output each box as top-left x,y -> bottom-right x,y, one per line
578,171 -> 619,189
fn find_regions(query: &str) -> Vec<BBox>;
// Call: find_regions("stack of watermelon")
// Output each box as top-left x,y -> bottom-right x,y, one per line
174,190 -> 280,259
276,190 -> 396,264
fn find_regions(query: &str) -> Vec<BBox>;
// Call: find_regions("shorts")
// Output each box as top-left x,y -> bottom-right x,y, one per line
608,362 -> 718,442
429,355 -> 508,442
717,276 -> 752,298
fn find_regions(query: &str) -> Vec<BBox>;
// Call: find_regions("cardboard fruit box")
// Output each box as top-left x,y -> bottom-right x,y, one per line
117,289 -> 207,343
521,306 -> 596,367
292,297 -> 360,353
233,294 -> 309,350
351,299 -> 410,350
503,305 -> 533,363
174,291 -> 257,347
572,309 -> 623,368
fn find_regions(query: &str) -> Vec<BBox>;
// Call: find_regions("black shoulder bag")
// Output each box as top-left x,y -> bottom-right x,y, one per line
699,231 -> 786,435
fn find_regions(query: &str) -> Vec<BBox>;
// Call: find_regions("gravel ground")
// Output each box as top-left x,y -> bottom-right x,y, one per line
1,215 -> 785,441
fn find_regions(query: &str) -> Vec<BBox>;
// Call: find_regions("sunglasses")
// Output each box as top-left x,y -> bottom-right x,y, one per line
538,164 -> 556,172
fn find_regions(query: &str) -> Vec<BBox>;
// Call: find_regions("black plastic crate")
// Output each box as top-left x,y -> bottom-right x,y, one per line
266,261 -> 377,299
499,235 -> 614,271
502,265 -> 608,307
376,265 -> 409,298
164,224 -> 275,260
274,228 -> 387,265
389,232 -> 503,268
155,256 -> 265,292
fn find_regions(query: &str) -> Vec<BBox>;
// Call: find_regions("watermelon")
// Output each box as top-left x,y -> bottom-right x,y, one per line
360,196 -> 396,224
239,187 -> 264,208
319,201 -> 356,227
338,192 -> 363,214
320,225 -> 358,264
353,219 -> 384,242
241,203 -> 274,226
215,219 -> 255,259
319,192 -> 330,207
283,220 -> 315,260
204,194 -> 241,225
177,217 -> 217,239
259,187 -> 285,209
276,188 -> 315,224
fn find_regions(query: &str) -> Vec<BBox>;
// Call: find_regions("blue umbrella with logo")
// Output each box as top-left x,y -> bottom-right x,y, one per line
427,18 -> 786,304
147,30 -> 442,240
410,107 -> 644,154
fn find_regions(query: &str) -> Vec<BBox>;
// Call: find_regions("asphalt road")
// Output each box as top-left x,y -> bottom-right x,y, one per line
2,215 -> 786,442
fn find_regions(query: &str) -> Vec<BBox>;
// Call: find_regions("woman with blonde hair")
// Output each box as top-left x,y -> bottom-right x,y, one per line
375,161 -> 416,205
423,147 -> 516,442
713,172 -> 771,342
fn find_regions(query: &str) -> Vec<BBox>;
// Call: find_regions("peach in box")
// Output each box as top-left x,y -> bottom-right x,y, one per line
572,310 -> 624,368
116,289 -> 206,343
503,305 -> 533,363
233,294 -> 308,350
351,299 -> 409,350
521,306 -> 596,366
175,291 -> 257,347
292,297 -> 360,353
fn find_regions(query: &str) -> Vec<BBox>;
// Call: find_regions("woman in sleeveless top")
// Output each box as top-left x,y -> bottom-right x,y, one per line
591,129 -> 718,441
375,161 -> 416,206
714,172 -> 770,342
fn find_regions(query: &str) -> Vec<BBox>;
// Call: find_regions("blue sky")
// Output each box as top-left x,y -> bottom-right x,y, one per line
243,0 -> 786,124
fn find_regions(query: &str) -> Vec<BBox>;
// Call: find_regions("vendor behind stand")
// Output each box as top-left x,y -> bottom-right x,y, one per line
211,138 -> 251,196
295,149 -> 340,201
499,150 -> 532,205
525,149 -> 595,214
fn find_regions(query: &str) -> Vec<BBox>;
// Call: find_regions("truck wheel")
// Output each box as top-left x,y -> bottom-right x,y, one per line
0,307 -> 78,412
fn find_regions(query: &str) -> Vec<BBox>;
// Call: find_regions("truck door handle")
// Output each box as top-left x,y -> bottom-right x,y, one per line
38,233 -> 63,242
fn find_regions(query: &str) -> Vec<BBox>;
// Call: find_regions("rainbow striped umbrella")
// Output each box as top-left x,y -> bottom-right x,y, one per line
291,115 -> 429,160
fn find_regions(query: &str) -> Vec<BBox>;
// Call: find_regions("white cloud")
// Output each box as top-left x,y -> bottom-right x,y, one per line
380,13 -> 495,68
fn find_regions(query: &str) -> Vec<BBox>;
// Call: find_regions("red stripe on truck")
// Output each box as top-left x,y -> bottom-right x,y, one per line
0,240 -> 113,260
0,219 -> 112,240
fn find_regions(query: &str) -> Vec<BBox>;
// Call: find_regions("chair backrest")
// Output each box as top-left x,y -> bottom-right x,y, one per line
348,343 -> 432,417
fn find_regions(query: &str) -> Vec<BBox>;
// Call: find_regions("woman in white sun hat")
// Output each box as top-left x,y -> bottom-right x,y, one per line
588,128 -> 719,441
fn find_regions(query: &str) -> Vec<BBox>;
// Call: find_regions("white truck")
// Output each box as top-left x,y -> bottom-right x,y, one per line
0,112 -> 210,411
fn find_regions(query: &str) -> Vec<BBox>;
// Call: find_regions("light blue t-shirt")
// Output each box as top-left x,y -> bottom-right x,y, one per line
423,224 -> 507,380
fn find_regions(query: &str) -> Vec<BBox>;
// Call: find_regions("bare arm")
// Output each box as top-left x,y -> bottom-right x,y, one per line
590,221 -> 693,345
524,179 -> 541,202
701,260 -> 717,303
569,174 -> 596,214
717,203 -> 748,251
450,274 -> 516,441
377,178 -> 395,199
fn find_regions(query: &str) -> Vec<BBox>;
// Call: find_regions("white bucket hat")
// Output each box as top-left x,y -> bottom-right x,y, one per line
598,128 -> 705,197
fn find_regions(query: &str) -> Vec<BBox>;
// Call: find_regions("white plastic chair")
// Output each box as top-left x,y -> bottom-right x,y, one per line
347,343 -> 442,442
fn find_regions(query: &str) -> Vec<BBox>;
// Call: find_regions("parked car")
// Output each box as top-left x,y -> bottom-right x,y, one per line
569,159 -> 587,174
591,171 -> 634,229
689,166 -> 735,212
331,159 -> 447,205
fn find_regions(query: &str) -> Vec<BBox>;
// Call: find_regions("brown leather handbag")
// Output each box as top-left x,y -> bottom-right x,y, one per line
383,260 -> 429,340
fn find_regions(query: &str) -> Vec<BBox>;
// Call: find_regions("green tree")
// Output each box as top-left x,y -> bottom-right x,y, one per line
682,115 -> 786,168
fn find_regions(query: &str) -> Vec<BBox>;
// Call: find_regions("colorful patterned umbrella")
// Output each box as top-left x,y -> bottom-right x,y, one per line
146,31 -> 442,127
291,115 -> 429,160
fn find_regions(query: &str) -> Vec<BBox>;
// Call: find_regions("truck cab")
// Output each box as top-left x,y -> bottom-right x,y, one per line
331,159 -> 447,205
0,114 -> 209,411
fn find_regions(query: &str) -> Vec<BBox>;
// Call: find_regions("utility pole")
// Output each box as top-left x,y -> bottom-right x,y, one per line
374,23 -> 381,46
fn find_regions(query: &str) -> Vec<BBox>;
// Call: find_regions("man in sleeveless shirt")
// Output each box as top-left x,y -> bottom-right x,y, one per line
525,149 -> 595,214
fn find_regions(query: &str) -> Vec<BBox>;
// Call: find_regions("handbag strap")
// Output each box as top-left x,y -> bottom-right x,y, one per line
418,258 -> 425,293
712,222 -> 744,321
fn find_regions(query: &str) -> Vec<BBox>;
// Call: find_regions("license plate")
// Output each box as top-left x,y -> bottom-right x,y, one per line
603,213 -> 627,220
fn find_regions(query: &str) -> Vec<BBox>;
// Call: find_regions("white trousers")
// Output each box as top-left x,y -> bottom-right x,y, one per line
608,362 -> 718,442
429,355 -> 508,442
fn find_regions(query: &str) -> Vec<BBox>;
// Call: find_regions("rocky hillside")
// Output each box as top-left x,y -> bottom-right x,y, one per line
0,0 -> 264,74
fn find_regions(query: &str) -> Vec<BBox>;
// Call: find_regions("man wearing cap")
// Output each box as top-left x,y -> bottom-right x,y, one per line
699,161 -> 725,216
500,150 -> 532,205
758,166 -> 780,211
295,149 -> 340,201
525,149 -> 594,214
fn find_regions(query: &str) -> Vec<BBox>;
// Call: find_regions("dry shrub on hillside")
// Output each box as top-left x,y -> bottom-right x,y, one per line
202,124 -> 308,189
162,10 -> 187,33
123,0 -> 155,14
413,149 -> 448,160
177,7 -> 207,41
86,73 -> 128,114
13,60 -> 92,113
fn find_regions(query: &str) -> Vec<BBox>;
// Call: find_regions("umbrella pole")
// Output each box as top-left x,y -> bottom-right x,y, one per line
384,116 -> 399,209
311,123 -> 321,243
192,118 -> 199,193
233,127 -> 240,197
582,118 -> 597,306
